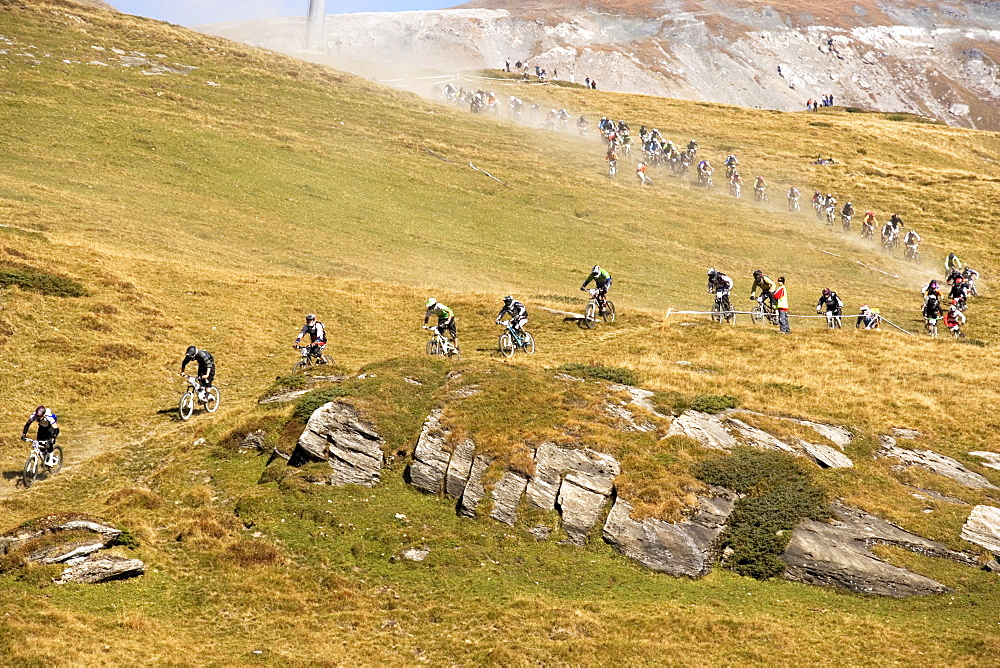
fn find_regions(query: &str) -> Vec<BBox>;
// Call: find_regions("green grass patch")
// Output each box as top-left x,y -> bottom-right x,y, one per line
556,363 -> 640,386
690,394 -> 739,413
0,225 -> 47,242
695,448 -> 829,579
0,261 -> 87,297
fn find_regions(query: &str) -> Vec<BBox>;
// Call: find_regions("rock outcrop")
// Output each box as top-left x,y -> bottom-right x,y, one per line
782,504 -> 971,597
293,401 -> 384,487
0,514 -> 144,585
666,411 -> 736,450
602,487 -> 736,577
961,505 -> 1000,556
879,441 -> 997,490
969,451 -> 1000,471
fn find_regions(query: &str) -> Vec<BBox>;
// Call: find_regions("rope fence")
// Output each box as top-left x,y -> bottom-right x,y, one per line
663,308 -> 913,335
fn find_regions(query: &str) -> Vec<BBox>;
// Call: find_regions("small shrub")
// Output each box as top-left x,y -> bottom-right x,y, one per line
654,391 -> 690,415
0,261 -> 87,297
182,485 -> 213,508
690,395 -> 739,413
106,488 -> 164,510
293,386 -> 347,421
695,448 -> 829,579
809,121 -> 833,128
114,527 -> 141,550
222,541 -> 284,568
556,363 -> 639,386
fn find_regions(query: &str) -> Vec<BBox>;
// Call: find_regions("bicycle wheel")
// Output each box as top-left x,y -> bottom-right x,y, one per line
320,355 -> 333,365
23,453 -> 40,488
498,333 -> 515,357
751,305 -> 763,325
179,392 -> 195,421
602,301 -> 616,323
205,387 -> 221,413
583,301 -> 597,329
522,331 -> 535,354
723,297 -> 736,324
292,360 -> 307,373
426,338 -> 440,356
711,301 -> 723,323
49,446 -> 63,475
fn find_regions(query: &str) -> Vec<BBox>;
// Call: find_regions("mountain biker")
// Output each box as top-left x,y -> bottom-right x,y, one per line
749,269 -> 776,308
841,201 -> 854,220
424,298 -> 458,349
686,139 -> 698,152
923,294 -> 943,326
945,252 -> 964,282
181,346 -> 216,392
496,295 -> 527,333
636,161 -> 651,185
815,288 -> 843,318
949,276 -> 968,310
889,213 -> 904,230
961,266 -> 979,294
754,176 -> 767,196
21,406 -> 59,464
698,159 -> 713,184
855,305 -> 874,329
863,211 -> 877,231
824,193 -> 836,212
294,314 -> 327,362
881,221 -> 896,245
724,154 -> 738,177
787,186 -> 800,210
607,146 -> 618,176
944,300 -> 966,336
773,276 -> 790,333
904,229 -> 920,255
922,279 -> 941,299
581,266 -> 612,307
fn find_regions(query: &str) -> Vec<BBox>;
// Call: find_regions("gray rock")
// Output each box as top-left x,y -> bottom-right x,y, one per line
829,504 -> 973,564
409,410 -> 452,494
1,515 -> 121,553
56,555 -> 145,584
796,438 -> 854,468
557,477 -> 610,545
665,411 -> 736,450
444,439 -> 476,499
905,485 -> 968,505
38,541 -> 107,564
890,428 -> 922,440
727,418 -> 797,453
241,430 -> 267,452
458,455 -> 492,518
969,451 -> 1000,471
398,548 -> 429,562
524,443 -> 620,511
782,519 -> 949,597
490,471 -> 529,525
602,488 -> 736,577
528,525 -> 552,541
798,420 -> 853,449
297,402 -> 384,487
881,444 -> 997,490
961,505 -> 1000,555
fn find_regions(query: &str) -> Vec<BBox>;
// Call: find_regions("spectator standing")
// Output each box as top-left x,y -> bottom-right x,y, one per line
585,77 -> 590,87
774,276 -> 790,333
591,79 -> 597,90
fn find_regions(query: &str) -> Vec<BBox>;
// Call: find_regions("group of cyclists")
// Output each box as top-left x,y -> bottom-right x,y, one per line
920,253 -> 980,337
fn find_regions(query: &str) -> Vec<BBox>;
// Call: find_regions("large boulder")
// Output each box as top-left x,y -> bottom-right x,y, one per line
409,409 -> 452,494
458,455 -> 493,518
524,442 -> 620,511
489,471 -> 529,525
880,443 -> 997,490
795,438 -> 854,469
602,487 -> 736,577
295,401 -> 384,486
961,505 -> 1000,556
56,555 -> 146,584
665,411 -> 736,450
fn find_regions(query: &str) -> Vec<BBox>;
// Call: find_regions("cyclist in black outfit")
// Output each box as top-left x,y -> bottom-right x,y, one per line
496,295 -> 528,333
22,406 -> 60,458
815,288 -> 843,317
182,346 -> 216,390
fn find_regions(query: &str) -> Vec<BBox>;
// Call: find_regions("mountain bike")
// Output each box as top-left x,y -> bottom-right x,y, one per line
292,343 -> 331,372
824,310 -> 842,329
698,171 -> 714,189
750,296 -> 777,325
754,187 -> 768,203
925,317 -> 938,337
608,159 -> 617,178
497,321 -> 535,357
711,292 -> 736,324
179,374 -> 221,421
730,180 -> 741,198
904,245 -> 919,262
882,233 -> 898,255
825,206 -> 836,225
788,197 -> 800,213
21,437 -> 62,488
841,212 -> 852,233
583,289 -> 616,329
424,326 -> 460,358
861,222 -> 874,241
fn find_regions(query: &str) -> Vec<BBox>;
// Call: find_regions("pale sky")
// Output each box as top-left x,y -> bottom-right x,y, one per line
113,1 -> 460,27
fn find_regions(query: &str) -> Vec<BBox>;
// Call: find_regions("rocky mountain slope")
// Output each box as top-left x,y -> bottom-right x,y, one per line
199,0 -> 1000,130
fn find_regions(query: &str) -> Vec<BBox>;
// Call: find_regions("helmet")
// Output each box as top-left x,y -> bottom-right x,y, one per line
707,268 -> 717,278
753,269 -> 762,278
425,298 -> 437,309
185,345 -> 197,357
827,193 -> 834,198
591,265 -> 601,276
859,304 -> 870,312
929,280 -> 938,287
955,276 -> 964,283
846,201 -> 852,205
34,406 -> 46,418
503,295 -> 513,305
305,314 -> 316,323
822,288 -> 831,296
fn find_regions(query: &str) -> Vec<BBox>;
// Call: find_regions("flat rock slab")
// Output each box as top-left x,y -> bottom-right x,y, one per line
524,442 -> 619,511
602,488 -> 736,577
961,505 -> 1000,555
490,472 -> 529,525
458,455 -> 492,518
881,444 -> 997,490
666,411 -> 736,450
782,518 -> 949,598
796,438 -> 853,468
727,418 -> 797,453
56,554 -> 145,584
798,420 -> 853,449
557,478 -> 610,545
410,410 -> 452,494
297,401 -> 384,486
445,439 -> 476,499
969,451 -> 1000,471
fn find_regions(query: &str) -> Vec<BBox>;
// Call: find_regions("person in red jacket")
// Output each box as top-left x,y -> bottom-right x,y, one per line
773,276 -> 790,333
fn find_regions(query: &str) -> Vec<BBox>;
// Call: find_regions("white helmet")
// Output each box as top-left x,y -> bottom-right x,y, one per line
425,298 -> 437,309
591,265 -> 601,276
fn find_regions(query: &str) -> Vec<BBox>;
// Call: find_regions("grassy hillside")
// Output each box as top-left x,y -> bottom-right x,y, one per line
1,1 -> 1000,663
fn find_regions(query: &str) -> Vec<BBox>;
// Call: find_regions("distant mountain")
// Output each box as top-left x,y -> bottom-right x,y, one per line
199,0 -> 1000,129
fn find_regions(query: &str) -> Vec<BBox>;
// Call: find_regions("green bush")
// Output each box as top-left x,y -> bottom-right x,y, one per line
0,261 -> 87,297
556,363 -> 639,386
293,386 -> 347,421
653,391 -> 690,415
690,395 -> 738,413
695,448 -> 829,579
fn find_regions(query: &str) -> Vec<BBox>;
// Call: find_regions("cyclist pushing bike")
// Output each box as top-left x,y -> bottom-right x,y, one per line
424,298 -> 458,351
21,405 -> 59,465
581,265 -> 612,313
